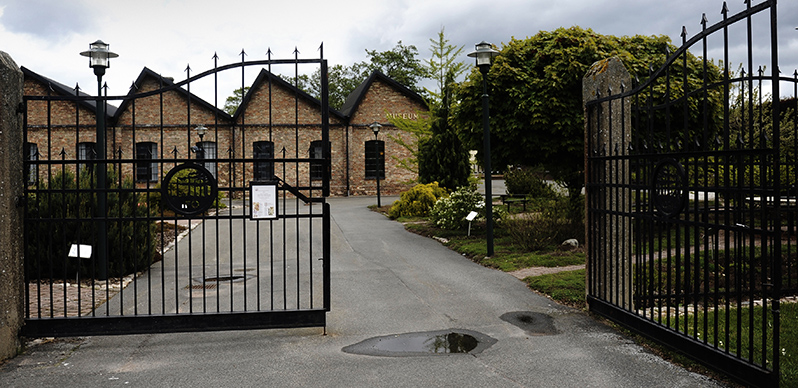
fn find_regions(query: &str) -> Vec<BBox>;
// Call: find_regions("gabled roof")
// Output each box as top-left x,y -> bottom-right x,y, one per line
21,66 -> 118,117
339,70 -> 426,118
234,68 -> 346,122
114,67 -> 231,122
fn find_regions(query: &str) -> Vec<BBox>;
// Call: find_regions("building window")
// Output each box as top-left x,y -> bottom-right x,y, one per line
309,140 -> 328,181
365,140 -> 384,180
196,141 -> 217,178
253,141 -> 275,181
25,142 -> 38,186
77,142 -> 96,174
136,142 -> 158,182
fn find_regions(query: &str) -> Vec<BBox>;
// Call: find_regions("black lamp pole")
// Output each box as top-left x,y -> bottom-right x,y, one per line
468,41 -> 498,257
81,40 -> 118,279
370,122 -> 382,207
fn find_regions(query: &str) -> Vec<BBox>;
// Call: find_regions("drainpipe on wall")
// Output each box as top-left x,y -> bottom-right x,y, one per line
346,125 -> 350,196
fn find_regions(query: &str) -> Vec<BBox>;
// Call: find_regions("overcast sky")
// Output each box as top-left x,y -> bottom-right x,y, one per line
1,0 -> 797,103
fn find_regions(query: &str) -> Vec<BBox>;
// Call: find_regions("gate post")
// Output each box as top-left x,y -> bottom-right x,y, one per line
583,57 -> 632,309
0,51 -> 25,361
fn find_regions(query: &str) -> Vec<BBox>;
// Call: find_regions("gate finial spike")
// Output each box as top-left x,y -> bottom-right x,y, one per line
266,48 -> 272,59
172,146 -> 179,157
240,49 -> 247,60
793,69 -> 798,77
212,52 -> 219,61
129,81 -> 138,92
681,26 -> 687,43
294,47 -> 300,57
74,83 -> 80,93
701,13 -> 708,29
721,2 -> 729,17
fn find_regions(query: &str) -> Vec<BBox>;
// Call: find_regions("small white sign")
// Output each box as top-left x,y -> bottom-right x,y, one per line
68,244 -> 92,259
466,211 -> 478,221
251,183 -> 278,220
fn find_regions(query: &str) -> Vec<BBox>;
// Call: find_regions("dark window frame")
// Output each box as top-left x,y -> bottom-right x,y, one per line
196,141 -> 217,178
77,141 -> 96,175
309,140 -> 329,181
135,142 -> 158,182
25,142 -> 38,186
253,141 -> 275,181
365,140 -> 385,180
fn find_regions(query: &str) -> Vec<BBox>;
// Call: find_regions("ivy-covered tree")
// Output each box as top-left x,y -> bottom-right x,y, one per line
453,26 -> 723,203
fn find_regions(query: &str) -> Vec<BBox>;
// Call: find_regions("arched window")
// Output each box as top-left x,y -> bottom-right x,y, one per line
77,142 -> 96,174
135,142 -> 158,182
365,140 -> 384,180
196,141 -> 217,178
25,142 -> 38,186
309,140 -> 329,181
253,141 -> 275,181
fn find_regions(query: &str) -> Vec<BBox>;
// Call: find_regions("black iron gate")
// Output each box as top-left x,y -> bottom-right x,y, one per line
21,51 -> 331,336
585,1 -> 792,386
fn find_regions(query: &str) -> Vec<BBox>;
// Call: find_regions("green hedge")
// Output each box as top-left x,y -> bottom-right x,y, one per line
25,169 -> 158,279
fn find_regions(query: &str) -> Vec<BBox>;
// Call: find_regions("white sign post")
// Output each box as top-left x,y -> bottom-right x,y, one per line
466,211 -> 479,237
68,244 -> 92,283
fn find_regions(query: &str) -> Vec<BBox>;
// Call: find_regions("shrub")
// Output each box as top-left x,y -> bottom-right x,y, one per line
388,182 -> 449,219
504,166 -> 557,198
504,197 -> 579,251
25,168 -> 158,279
430,184 -> 500,230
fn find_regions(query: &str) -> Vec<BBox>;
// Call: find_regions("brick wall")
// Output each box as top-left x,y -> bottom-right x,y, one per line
23,69 -> 427,197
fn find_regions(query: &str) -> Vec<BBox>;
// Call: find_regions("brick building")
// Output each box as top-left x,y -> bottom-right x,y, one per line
21,65 -> 427,197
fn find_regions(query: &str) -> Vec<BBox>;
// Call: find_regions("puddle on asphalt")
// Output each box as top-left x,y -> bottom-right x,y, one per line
343,329 -> 497,357
500,311 -> 558,336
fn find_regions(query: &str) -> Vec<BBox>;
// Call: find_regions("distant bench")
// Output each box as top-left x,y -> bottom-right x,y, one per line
500,195 -> 530,213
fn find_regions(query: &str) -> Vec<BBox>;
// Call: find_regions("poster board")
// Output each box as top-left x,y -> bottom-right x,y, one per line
250,182 -> 278,220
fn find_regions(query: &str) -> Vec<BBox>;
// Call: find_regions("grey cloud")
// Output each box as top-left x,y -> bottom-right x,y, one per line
1,0 -> 97,39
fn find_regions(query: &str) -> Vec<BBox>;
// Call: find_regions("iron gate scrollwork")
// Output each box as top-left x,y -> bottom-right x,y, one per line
162,163 -> 218,216
22,50 -> 332,336
585,1 -> 790,386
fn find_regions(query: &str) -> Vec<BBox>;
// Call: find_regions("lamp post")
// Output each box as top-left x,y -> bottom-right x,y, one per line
196,124 -> 207,143
80,40 -> 118,279
468,41 -> 499,257
370,121 -> 382,207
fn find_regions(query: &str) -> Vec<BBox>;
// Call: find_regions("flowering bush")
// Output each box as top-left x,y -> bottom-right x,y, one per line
388,182 -> 449,219
430,185 -> 485,230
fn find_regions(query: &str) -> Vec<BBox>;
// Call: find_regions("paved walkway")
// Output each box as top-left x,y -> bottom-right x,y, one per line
1,197 -> 723,387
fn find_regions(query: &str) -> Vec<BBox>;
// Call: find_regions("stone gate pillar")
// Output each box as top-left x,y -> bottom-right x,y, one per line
0,51 -> 24,361
583,57 -> 633,309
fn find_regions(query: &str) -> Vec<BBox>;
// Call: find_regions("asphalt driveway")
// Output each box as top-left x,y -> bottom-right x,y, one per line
1,196 -> 723,387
